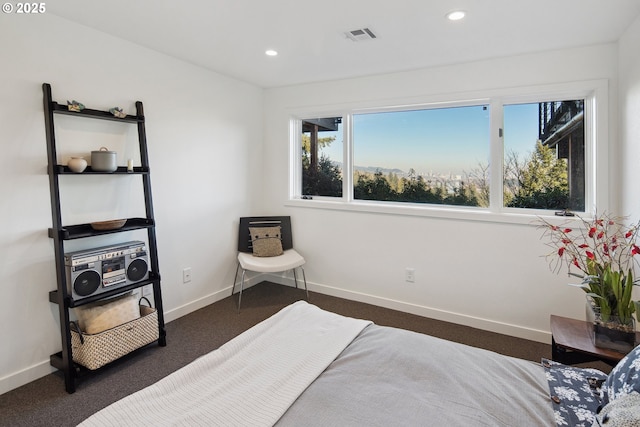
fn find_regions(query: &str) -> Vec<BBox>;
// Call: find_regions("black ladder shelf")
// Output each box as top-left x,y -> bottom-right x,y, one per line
42,83 -> 166,393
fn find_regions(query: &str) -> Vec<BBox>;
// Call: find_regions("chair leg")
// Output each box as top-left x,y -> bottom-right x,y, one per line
231,262 -> 240,296
238,269 -> 246,313
293,268 -> 299,289
300,266 -> 309,300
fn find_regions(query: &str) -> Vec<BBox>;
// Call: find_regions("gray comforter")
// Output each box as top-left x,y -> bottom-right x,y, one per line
277,324 -> 556,426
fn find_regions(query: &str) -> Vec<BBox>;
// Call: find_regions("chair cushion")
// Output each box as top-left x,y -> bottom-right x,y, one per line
238,249 -> 305,273
249,226 -> 284,257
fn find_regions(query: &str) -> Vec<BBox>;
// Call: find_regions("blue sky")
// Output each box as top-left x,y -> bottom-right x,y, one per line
317,103 -> 540,176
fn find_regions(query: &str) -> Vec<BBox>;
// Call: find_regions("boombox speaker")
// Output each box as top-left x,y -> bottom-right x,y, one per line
65,241 -> 150,299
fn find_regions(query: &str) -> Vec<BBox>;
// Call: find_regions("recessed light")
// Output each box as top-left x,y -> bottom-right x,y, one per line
265,49 -> 278,56
446,10 -> 466,21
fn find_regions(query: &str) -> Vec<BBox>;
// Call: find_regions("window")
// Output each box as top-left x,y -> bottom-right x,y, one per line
291,81 -> 603,219
301,117 -> 343,197
353,105 -> 490,207
503,100 -> 585,212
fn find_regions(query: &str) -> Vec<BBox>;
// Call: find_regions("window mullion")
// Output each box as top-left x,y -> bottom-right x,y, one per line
343,113 -> 353,202
289,118 -> 302,199
489,100 -> 504,212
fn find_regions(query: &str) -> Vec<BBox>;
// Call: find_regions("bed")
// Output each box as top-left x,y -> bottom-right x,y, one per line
79,301 -> 640,426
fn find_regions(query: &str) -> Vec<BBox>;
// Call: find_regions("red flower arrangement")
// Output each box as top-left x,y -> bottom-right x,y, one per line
538,213 -> 640,325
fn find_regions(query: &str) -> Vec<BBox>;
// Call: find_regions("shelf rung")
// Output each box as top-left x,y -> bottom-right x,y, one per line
53,165 -> 150,175
51,102 -> 143,123
48,218 -> 155,240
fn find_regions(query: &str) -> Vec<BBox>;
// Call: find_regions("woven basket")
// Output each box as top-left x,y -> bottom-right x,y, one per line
70,303 -> 159,370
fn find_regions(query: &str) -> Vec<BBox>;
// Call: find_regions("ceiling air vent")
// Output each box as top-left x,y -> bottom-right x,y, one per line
345,27 -> 377,42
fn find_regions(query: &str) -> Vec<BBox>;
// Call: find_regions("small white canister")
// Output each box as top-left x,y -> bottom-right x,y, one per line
91,147 -> 117,172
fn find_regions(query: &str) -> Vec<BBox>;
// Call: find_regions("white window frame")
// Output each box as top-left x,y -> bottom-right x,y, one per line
287,79 -> 608,225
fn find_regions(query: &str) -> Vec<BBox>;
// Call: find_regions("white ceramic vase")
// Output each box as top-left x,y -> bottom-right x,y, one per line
68,157 -> 87,173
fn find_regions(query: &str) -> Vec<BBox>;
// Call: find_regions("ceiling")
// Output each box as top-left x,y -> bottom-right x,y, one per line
49,0 -> 640,88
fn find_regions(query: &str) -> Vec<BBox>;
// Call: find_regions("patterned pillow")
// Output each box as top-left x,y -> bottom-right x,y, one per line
542,358 -> 607,427
601,344 -> 640,406
249,226 -> 283,257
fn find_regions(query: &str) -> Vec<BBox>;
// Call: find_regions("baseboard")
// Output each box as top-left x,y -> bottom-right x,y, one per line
0,361 -> 56,396
267,274 -> 552,344
164,273 -> 266,322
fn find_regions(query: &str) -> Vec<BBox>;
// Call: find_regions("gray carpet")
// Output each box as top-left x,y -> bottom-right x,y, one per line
0,281 -> 610,426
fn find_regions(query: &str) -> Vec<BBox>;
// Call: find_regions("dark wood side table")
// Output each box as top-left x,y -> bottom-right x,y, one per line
550,315 -> 639,366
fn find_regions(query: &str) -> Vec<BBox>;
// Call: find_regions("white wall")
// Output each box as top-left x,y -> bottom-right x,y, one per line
619,16 -> 640,217
262,44 -> 621,343
0,14 -> 263,394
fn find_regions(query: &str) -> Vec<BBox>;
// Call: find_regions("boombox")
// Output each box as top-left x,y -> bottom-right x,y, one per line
65,241 -> 149,299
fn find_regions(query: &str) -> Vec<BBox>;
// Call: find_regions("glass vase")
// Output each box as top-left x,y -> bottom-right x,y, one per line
586,299 -> 636,353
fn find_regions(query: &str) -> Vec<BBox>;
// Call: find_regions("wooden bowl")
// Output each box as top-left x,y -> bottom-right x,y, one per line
90,219 -> 127,230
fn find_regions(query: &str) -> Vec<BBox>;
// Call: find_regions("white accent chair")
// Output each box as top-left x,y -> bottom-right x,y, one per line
231,216 -> 308,312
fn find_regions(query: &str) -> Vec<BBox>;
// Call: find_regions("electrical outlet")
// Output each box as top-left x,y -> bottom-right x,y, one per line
142,285 -> 153,296
183,267 -> 192,283
405,268 -> 415,283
